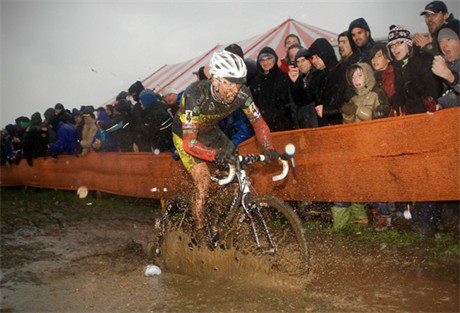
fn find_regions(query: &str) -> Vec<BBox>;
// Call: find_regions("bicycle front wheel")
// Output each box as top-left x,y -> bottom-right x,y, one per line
232,194 -> 310,276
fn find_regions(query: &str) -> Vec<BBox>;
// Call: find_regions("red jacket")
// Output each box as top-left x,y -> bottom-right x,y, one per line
279,59 -> 289,74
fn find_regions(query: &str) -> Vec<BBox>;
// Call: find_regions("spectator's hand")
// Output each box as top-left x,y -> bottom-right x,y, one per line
262,149 -> 279,163
432,56 -> 455,83
215,148 -> 237,166
413,33 -> 431,48
341,101 -> 357,115
92,139 -> 101,150
288,65 -> 299,82
422,96 -> 437,113
315,105 -> 324,118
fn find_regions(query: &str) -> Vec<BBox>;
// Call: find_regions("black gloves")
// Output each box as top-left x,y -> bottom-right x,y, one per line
215,148 -> 237,166
263,149 -> 279,163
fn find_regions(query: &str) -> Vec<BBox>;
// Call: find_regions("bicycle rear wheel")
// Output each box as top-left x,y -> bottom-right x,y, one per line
231,194 -> 310,276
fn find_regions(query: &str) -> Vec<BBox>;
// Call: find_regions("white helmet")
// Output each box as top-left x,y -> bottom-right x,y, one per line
209,50 -> 247,84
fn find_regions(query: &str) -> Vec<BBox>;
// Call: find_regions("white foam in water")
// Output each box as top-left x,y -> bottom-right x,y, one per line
144,264 -> 162,276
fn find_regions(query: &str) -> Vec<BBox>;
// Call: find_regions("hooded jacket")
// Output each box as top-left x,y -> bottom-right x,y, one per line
343,63 -> 389,123
249,47 -> 294,131
22,112 -> 49,164
308,39 -> 342,126
348,18 -> 376,64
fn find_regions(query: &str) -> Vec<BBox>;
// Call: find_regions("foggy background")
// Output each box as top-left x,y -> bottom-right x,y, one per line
1,0 -> 458,126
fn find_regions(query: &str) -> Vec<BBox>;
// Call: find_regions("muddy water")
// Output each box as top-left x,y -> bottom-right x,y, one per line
1,221 -> 459,312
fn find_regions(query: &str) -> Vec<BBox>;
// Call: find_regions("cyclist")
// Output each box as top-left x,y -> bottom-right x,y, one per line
172,50 -> 279,242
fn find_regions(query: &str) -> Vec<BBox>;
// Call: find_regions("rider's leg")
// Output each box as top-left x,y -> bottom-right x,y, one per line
189,162 -> 211,231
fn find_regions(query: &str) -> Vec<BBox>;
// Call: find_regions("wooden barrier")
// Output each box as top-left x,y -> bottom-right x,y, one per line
1,108 -> 459,202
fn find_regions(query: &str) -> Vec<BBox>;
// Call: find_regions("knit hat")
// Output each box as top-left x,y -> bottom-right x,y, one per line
438,19 -> 460,42
294,48 -> 313,62
114,99 -> 131,114
139,89 -> 158,109
387,25 -> 412,47
159,86 -> 178,98
71,108 -> 81,117
420,1 -> 448,16
54,103 -> 64,110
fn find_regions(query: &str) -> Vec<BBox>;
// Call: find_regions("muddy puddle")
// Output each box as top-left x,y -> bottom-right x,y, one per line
1,211 -> 459,312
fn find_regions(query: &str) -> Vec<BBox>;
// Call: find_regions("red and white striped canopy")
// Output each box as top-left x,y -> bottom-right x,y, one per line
128,18 -> 338,99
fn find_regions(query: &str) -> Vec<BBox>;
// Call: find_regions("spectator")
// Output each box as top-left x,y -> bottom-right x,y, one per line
54,103 -> 73,124
413,1 -> 455,56
308,38 -> 342,127
370,43 -> 398,114
159,86 -> 183,117
99,99 -> 134,152
224,43 -> 259,86
388,25 -> 444,236
348,18 -> 376,63
22,112 -> 48,165
342,62 -> 391,124
128,81 -> 145,104
388,25 -> 443,114
80,109 -> 98,155
279,34 -> 301,73
432,19 -> 460,109
249,46 -> 294,131
92,109 -> 117,152
71,109 -> 83,142
336,31 -> 360,113
139,89 -> 174,152
1,129 -> 15,166
105,104 -> 115,119
48,115 -> 79,156
219,109 -> 254,146
288,48 -> 318,128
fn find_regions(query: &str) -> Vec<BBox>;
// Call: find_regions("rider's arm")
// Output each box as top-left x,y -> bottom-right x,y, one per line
180,105 -> 217,162
241,97 -> 274,150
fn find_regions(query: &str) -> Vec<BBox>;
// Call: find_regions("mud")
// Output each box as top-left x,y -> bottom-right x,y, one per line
1,191 -> 459,312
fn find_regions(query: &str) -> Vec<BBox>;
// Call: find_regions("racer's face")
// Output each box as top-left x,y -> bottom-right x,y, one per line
216,77 -> 242,104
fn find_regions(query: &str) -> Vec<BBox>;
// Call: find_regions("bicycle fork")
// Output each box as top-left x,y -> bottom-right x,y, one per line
239,171 -> 277,255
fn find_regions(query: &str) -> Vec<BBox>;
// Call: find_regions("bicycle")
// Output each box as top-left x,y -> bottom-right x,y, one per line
156,144 -> 310,276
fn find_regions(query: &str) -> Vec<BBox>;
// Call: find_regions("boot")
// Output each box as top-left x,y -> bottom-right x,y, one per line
331,206 -> 351,230
349,203 -> 368,226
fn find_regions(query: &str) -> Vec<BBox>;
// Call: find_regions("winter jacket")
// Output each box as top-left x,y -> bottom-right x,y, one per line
219,109 -> 254,146
22,112 -> 48,164
289,70 -> 318,128
50,121 -> 79,156
138,100 -> 174,152
343,63 -> 390,123
249,47 -> 294,132
80,120 -> 98,154
437,58 -> 460,109
309,39 -> 342,127
392,46 -> 443,115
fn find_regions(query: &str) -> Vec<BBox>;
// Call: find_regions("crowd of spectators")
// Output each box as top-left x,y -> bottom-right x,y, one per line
1,1 -> 458,236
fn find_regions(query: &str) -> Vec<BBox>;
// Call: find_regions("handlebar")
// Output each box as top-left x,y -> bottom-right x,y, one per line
217,154 -> 290,186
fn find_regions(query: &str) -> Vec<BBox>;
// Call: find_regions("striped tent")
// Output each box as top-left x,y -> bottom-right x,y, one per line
123,18 -> 338,99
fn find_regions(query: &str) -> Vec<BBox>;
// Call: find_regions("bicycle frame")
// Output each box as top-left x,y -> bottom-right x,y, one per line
212,155 -> 290,253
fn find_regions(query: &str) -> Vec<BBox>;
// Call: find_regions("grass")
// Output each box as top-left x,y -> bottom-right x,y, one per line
304,219 -> 460,260
0,187 -> 162,231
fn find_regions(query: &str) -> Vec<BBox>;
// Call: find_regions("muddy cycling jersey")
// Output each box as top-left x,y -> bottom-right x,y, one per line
172,79 -> 273,164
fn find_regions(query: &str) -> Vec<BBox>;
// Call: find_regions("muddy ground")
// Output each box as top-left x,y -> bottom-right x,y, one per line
1,188 -> 459,312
